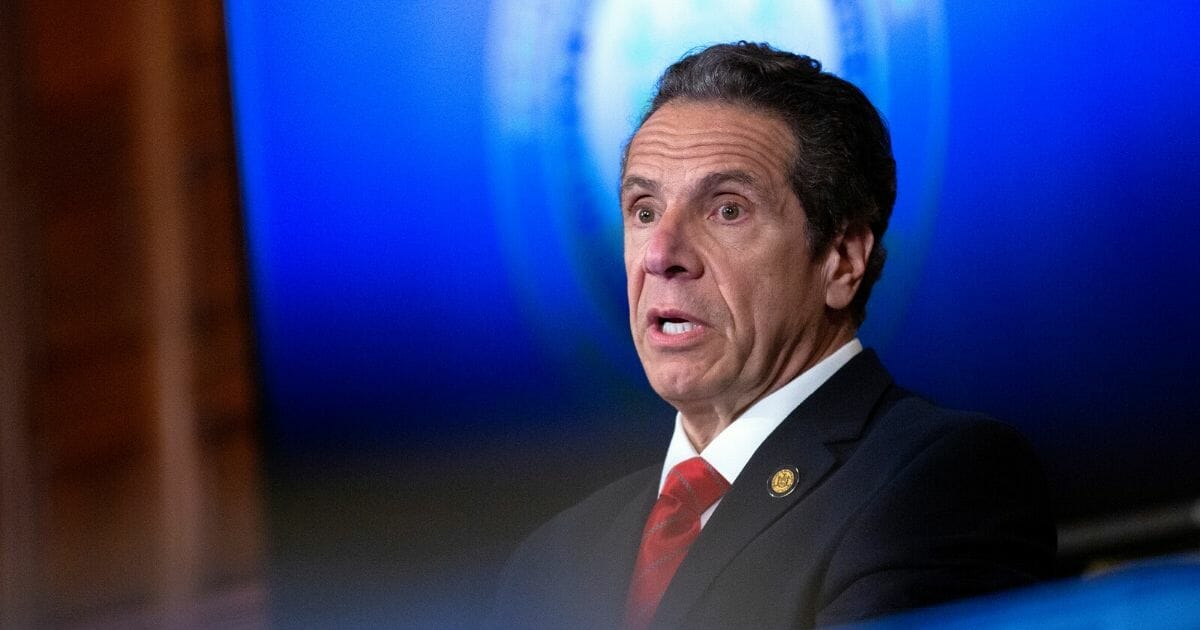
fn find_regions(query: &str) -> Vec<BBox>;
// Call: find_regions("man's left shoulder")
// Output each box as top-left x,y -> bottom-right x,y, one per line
864,389 -> 1041,469
811,390 -> 1057,625
831,387 -> 1055,544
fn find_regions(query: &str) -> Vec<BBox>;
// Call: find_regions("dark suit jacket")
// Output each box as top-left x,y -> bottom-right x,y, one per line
492,351 -> 1055,629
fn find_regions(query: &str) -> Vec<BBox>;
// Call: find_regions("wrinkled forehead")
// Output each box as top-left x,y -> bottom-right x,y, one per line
621,101 -> 796,189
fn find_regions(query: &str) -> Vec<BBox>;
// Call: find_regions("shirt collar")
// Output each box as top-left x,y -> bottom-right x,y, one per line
658,338 -> 863,494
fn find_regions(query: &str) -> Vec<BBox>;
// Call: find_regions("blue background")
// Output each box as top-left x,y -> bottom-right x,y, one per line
225,1 -> 1200,625
227,1 -> 1200,517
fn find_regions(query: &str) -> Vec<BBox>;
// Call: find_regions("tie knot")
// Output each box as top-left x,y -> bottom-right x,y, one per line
662,457 -> 730,516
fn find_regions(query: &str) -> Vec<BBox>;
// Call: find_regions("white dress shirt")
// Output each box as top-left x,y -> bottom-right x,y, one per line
658,338 -> 863,526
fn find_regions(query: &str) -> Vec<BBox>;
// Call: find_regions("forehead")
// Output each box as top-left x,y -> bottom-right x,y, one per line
623,101 -> 796,187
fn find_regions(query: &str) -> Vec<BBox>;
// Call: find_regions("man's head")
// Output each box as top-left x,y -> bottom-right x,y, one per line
621,42 -> 895,430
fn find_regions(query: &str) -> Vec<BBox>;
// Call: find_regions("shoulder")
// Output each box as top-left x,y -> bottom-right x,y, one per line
815,390 -> 1056,624
850,389 -> 1051,526
489,464 -> 659,627
861,388 -> 1039,471
514,463 -> 659,553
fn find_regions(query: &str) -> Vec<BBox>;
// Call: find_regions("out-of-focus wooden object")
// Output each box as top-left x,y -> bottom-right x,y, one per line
0,1 -> 265,627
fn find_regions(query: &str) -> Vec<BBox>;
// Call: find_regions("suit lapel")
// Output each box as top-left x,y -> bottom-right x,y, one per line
587,465 -> 659,627
652,350 -> 894,628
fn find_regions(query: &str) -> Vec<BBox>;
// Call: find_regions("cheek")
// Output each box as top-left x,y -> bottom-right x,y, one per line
742,250 -> 816,321
623,232 -> 644,272
624,246 -> 642,278
624,254 -> 646,315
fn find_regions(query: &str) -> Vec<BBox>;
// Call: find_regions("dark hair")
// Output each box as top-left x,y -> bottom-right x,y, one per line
629,42 -> 895,325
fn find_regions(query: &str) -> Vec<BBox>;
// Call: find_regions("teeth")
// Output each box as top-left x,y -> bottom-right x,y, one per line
662,321 -> 694,335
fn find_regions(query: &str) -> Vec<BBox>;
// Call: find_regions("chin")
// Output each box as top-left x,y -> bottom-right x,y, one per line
646,370 -> 714,406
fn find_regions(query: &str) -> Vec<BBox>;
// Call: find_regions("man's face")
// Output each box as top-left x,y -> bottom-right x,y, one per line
622,101 -> 837,418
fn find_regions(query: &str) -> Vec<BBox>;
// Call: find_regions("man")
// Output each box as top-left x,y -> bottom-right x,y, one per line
493,42 -> 1054,629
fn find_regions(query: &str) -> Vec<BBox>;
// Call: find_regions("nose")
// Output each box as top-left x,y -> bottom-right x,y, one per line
642,206 -> 702,280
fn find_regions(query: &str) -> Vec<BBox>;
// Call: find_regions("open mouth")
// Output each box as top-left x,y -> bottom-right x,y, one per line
659,317 -> 695,335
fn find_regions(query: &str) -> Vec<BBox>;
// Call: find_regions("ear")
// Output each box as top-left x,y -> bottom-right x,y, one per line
823,223 -> 874,311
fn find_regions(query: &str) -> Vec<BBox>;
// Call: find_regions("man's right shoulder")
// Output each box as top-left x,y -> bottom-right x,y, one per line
490,463 -> 659,628
506,462 -> 659,566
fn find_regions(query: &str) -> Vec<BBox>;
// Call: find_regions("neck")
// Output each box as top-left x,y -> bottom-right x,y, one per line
678,327 -> 855,451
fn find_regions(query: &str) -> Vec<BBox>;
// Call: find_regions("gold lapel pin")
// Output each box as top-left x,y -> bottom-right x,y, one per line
768,466 -> 799,497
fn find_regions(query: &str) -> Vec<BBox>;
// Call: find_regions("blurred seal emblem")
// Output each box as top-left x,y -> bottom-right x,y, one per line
769,467 -> 799,497
486,0 -> 947,364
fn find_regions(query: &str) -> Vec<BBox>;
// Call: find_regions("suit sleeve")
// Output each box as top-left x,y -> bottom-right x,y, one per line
814,419 -> 1056,626
488,519 -> 569,629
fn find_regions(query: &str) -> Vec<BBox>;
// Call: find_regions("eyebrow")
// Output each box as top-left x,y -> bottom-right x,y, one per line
620,170 -> 764,198
620,175 -> 659,196
696,170 -> 762,196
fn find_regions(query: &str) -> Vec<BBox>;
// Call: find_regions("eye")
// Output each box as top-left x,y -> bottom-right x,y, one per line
637,207 -> 655,224
718,203 -> 742,221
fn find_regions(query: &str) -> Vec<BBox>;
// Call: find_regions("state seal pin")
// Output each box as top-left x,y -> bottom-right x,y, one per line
769,466 -> 799,497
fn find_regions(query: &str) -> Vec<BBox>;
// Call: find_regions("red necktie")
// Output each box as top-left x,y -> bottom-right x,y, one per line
625,456 -> 730,629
